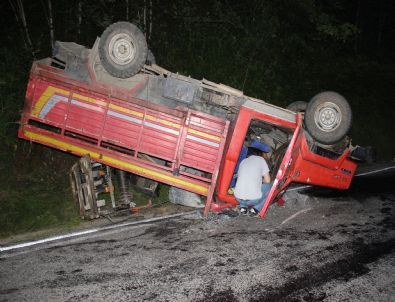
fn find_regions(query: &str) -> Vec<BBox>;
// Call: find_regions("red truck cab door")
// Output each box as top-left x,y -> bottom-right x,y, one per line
257,118 -> 302,217
216,100 -> 300,217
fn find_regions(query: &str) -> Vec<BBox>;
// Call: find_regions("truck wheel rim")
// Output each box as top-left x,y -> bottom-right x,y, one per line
108,33 -> 136,65
314,102 -> 341,132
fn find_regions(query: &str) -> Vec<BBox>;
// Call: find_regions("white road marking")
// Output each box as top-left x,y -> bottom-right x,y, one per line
0,211 -> 197,253
354,166 -> 395,177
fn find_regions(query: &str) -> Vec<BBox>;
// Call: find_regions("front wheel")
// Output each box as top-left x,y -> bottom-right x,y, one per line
304,91 -> 352,145
99,22 -> 148,78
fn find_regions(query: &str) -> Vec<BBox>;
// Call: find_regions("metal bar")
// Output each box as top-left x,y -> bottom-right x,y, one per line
204,120 -> 230,216
171,112 -> 187,171
97,93 -> 111,148
61,89 -> 73,135
174,111 -> 191,174
134,107 -> 147,158
106,165 -> 116,208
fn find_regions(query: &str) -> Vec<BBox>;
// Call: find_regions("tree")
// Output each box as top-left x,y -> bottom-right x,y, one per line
8,0 -> 35,57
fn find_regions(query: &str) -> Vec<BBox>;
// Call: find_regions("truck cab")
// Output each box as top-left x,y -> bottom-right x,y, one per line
215,100 -> 357,217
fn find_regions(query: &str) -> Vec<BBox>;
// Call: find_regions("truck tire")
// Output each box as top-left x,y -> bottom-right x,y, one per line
305,91 -> 352,145
99,22 -> 148,78
287,101 -> 307,112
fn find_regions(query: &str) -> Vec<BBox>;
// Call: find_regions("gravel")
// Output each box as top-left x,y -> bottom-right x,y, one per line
0,175 -> 394,302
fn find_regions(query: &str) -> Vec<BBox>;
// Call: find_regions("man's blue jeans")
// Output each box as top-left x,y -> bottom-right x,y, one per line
236,183 -> 272,211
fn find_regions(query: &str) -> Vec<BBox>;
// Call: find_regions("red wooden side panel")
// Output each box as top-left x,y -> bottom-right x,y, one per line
180,112 -> 228,173
20,62 -> 231,204
102,116 -> 141,148
139,109 -> 183,161
65,91 -> 107,138
102,99 -> 143,148
31,79 -> 70,127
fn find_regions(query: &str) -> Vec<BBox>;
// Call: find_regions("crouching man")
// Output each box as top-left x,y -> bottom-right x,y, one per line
233,147 -> 272,216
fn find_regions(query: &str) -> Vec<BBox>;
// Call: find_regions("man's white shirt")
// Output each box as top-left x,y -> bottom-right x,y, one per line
234,155 -> 269,200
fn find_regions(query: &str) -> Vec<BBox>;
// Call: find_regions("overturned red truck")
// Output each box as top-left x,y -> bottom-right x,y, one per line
18,22 -> 364,218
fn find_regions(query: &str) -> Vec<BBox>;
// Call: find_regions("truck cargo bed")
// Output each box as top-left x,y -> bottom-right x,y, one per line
19,60 -> 230,213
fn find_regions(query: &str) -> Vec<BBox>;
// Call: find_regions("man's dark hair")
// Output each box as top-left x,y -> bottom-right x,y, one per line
247,147 -> 262,157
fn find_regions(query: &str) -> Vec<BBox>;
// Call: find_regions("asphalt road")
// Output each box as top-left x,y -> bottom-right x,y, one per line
0,172 -> 394,302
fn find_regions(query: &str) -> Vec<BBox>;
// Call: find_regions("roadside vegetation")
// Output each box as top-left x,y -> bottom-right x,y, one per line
1,0 -> 394,237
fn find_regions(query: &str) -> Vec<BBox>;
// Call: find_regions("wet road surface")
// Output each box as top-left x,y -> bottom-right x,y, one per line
0,173 -> 394,301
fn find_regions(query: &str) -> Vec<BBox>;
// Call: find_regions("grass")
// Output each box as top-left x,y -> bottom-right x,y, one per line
0,181 -> 80,238
0,142 -> 80,238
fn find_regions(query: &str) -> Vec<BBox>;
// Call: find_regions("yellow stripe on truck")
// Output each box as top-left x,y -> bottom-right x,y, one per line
32,86 -> 106,117
187,128 -> 221,142
109,103 -> 144,118
145,115 -> 182,129
32,86 -> 69,117
34,86 -> 185,132
109,104 -> 182,129
24,130 -> 209,195
73,93 -> 107,107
